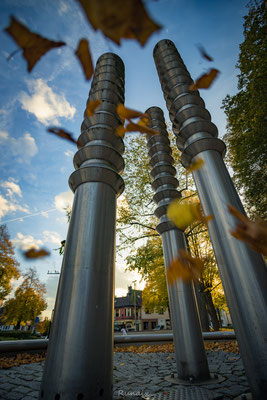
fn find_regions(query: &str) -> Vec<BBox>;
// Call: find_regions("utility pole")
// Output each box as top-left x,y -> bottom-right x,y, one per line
133,280 -> 137,331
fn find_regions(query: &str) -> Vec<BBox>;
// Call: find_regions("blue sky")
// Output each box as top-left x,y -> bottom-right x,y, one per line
0,0 -> 247,318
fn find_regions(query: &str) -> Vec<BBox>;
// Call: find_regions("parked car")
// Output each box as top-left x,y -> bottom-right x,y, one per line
153,325 -> 164,330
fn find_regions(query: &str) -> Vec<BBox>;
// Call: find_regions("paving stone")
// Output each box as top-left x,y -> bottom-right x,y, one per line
1,382 -> 16,391
13,386 -> 31,395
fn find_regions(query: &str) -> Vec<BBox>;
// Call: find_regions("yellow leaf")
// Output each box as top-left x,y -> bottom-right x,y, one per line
189,68 -> 220,90
75,38 -> 94,80
86,100 -> 102,116
167,200 -> 213,230
24,248 -> 50,259
115,125 -> 126,137
5,16 -> 65,72
120,363 -> 125,365
167,250 -> 204,285
167,201 -> 200,230
117,104 -> 147,120
125,121 -> 158,136
187,158 -> 204,173
77,0 -> 161,46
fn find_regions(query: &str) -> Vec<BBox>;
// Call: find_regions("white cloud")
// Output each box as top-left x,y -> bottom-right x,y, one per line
0,130 -> 8,142
64,150 -> 74,158
43,230 -> 62,245
20,79 -> 76,125
41,211 -> 49,218
54,190 -> 73,213
0,194 -> 29,219
58,0 -> 70,15
1,179 -> 22,199
0,179 -> 29,219
12,232 -> 43,251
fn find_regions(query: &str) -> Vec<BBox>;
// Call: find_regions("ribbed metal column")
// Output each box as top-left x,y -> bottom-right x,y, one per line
146,106 -> 210,381
39,53 -> 125,400
154,40 -> 267,399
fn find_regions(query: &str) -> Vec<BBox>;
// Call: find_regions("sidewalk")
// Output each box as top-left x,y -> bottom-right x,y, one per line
0,349 -> 251,399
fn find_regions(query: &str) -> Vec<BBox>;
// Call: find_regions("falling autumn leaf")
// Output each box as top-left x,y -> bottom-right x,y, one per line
189,68 -> 219,90
116,104 -> 147,120
167,200 -> 213,230
75,38 -> 94,80
47,127 -> 78,145
197,44 -> 214,62
86,99 -> 102,116
5,16 -> 65,72
166,250 -> 204,285
187,158 -> 204,173
115,125 -> 126,137
76,0 -> 161,46
24,248 -> 50,259
228,204 -> 267,256
126,121 -> 158,136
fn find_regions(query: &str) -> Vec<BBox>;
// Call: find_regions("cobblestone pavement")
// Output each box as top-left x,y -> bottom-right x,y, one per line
0,350 -> 250,399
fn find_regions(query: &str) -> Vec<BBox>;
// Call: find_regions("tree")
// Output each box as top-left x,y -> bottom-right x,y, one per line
2,267 -> 47,329
222,0 -> 267,219
0,224 -> 20,302
36,317 -> 51,336
126,236 -> 169,312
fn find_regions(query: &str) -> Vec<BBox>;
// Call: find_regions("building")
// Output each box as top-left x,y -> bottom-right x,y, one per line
141,307 -> 171,331
114,286 -> 142,331
114,286 -> 171,331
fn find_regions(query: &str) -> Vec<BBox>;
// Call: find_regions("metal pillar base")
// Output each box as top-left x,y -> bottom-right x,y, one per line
165,372 -> 225,385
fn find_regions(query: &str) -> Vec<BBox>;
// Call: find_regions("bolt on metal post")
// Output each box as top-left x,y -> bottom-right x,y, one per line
39,53 -> 125,400
154,39 -> 267,399
146,106 -> 210,381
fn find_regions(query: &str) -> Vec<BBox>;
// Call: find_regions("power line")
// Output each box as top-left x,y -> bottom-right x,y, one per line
0,209 -> 57,224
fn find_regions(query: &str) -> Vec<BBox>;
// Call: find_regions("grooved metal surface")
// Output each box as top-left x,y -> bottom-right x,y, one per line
146,107 -> 209,382
153,39 -> 267,399
39,53 -> 125,400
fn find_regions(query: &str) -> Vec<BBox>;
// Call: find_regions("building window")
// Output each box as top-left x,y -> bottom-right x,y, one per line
145,308 -> 150,314
152,321 -> 157,329
143,321 -> 148,330
116,310 -> 120,317
159,308 -> 164,314
126,308 -> 131,317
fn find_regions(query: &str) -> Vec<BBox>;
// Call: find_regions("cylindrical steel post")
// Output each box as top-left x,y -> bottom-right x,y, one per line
39,53 -> 125,400
146,107 -> 210,381
153,39 -> 267,398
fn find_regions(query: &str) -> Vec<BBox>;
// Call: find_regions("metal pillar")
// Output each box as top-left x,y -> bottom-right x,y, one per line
146,106 -> 210,381
39,53 -> 125,400
153,39 -> 267,398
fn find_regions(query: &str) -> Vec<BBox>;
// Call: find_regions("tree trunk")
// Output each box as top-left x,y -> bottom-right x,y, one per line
204,290 -> 220,331
194,281 -> 210,332
15,320 -> 21,330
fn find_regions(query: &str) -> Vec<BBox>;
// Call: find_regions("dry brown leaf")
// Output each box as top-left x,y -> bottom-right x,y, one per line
197,44 -> 214,62
166,250 -> 204,285
47,127 -> 78,145
24,248 -> 50,259
189,68 -> 219,90
77,0 -> 161,46
116,104 -> 147,120
125,121 -> 158,136
86,99 -> 102,116
228,205 -> 267,256
5,16 -> 65,72
75,38 -> 94,80
187,158 -> 204,173
115,125 -> 126,137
